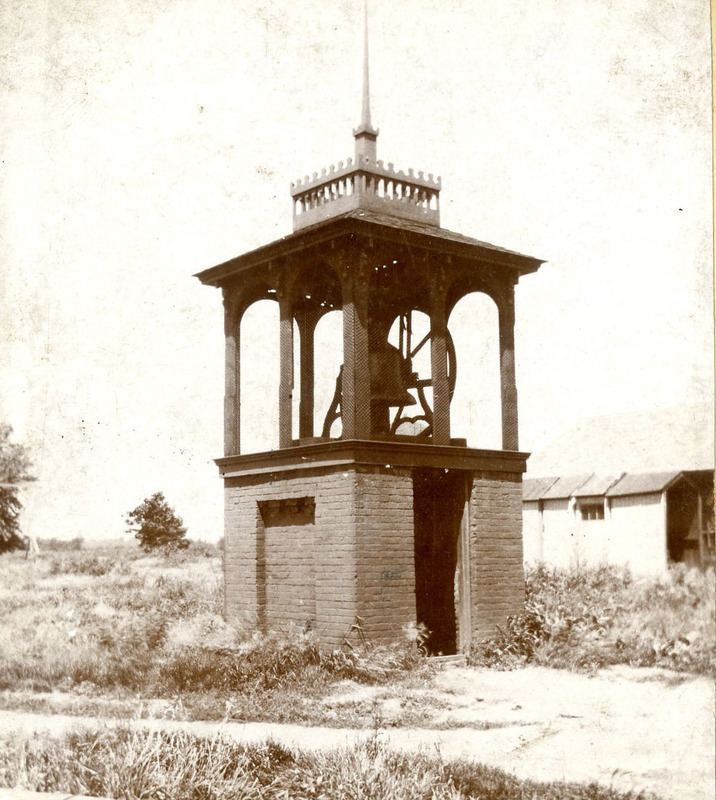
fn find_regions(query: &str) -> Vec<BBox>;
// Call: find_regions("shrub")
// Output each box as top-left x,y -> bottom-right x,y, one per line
48,553 -> 114,577
160,633 -> 320,693
472,564 -> 715,674
158,630 -> 425,695
126,492 -> 189,552
187,540 -> 220,558
38,537 -> 84,552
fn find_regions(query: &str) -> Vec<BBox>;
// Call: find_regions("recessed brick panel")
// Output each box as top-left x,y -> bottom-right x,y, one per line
264,517 -> 316,632
223,467 -> 359,647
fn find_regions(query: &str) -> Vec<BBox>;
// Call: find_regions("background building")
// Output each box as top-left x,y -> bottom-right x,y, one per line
523,405 -> 714,573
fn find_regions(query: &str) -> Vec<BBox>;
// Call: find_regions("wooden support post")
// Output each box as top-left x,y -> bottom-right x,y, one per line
223,295 -> 240,456
499,289 -> 519,451
430,277 -> 450,445
340,252 -> 371,439
297,311 -> 319,440
697,491 -> 705,568
278,293 -> 294,448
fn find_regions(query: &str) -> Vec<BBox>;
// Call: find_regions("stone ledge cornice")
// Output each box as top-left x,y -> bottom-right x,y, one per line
216,439 -> 529,479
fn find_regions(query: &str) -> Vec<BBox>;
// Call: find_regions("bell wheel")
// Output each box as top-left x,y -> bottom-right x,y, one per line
389,310 -> 457,437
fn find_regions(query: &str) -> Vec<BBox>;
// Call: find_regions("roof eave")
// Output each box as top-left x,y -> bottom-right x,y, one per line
194,213 -> 545,287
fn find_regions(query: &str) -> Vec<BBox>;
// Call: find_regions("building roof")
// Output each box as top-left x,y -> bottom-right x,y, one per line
605,471 -> 683,497
573,474 -> 622,497
527,405 -> 714,477
541,474 -> 593,500
522,476 -> 558,501
523,469 -> 708,501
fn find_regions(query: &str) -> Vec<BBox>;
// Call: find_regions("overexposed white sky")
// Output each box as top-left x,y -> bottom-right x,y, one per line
1,0 -> 712,541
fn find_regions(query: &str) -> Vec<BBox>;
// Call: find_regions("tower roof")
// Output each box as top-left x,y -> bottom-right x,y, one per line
195,208 -> 543,288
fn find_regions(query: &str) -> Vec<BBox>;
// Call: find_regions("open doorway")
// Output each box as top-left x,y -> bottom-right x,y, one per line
413,468 -> 468,655
666,479 -> 701,567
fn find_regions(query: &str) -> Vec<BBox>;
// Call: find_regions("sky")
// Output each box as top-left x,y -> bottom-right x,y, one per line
1,0 -> 712,542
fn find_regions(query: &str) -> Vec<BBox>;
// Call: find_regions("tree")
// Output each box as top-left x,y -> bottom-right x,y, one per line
126,492 -> 189,552
0,424 -> 35,553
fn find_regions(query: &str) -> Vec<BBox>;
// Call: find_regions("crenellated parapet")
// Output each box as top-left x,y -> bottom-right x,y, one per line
290,155 -> 441,231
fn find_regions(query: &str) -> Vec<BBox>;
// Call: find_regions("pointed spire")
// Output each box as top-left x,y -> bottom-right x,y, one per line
353,0 -> 378,161
360,0 -> 372,129
291,0 -> 440,231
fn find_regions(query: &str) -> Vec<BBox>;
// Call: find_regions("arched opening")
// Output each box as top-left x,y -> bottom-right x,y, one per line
240,299 -> 279,453
290,262 -> 342,442
449,292 -> 501,449
313,310 -> 343,438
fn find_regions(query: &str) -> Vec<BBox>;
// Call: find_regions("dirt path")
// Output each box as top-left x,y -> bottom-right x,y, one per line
1,665 -> 713,800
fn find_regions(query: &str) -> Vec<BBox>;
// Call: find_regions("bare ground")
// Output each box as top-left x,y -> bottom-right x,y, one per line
1,665 -> 713,800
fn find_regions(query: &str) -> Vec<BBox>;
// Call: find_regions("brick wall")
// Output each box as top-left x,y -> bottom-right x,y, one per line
468,471 -> 525,642
224,464 -> 418,647
354,466 -> 416,643
224,460 -> 525,650
313,471 -> 358,645
223,483 -> 261,626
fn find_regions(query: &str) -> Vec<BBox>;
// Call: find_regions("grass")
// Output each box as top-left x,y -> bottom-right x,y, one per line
0,727 -> 662,800
0,548 -> 708,799
0,548 -> 429,726
0,548 -> 713,728
472,564 -> 715,673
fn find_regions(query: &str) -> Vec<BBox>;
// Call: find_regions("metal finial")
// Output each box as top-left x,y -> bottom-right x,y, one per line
361,0 -> 371,129
353,0 -> 378,158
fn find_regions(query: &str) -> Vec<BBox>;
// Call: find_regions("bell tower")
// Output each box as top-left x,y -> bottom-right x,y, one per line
196,7 -> 543,653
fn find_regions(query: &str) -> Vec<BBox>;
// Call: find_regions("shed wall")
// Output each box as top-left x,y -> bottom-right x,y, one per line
609,493 -> 666,574
541,498 -> 575,568
522,502 -> 542,563
521,491 -> 667,575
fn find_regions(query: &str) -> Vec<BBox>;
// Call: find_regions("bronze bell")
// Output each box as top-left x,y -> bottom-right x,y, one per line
369,343 -> 416,407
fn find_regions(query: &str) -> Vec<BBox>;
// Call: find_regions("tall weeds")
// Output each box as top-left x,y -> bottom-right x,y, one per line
0,551 -> 226,694
473,564 -> 715,673
1,727 -> 656,800
0,550 -> 424,707
1,550 -> 712,714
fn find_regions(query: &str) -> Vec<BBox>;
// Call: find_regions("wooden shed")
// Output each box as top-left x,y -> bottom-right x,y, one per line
523,406 -> 714,574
